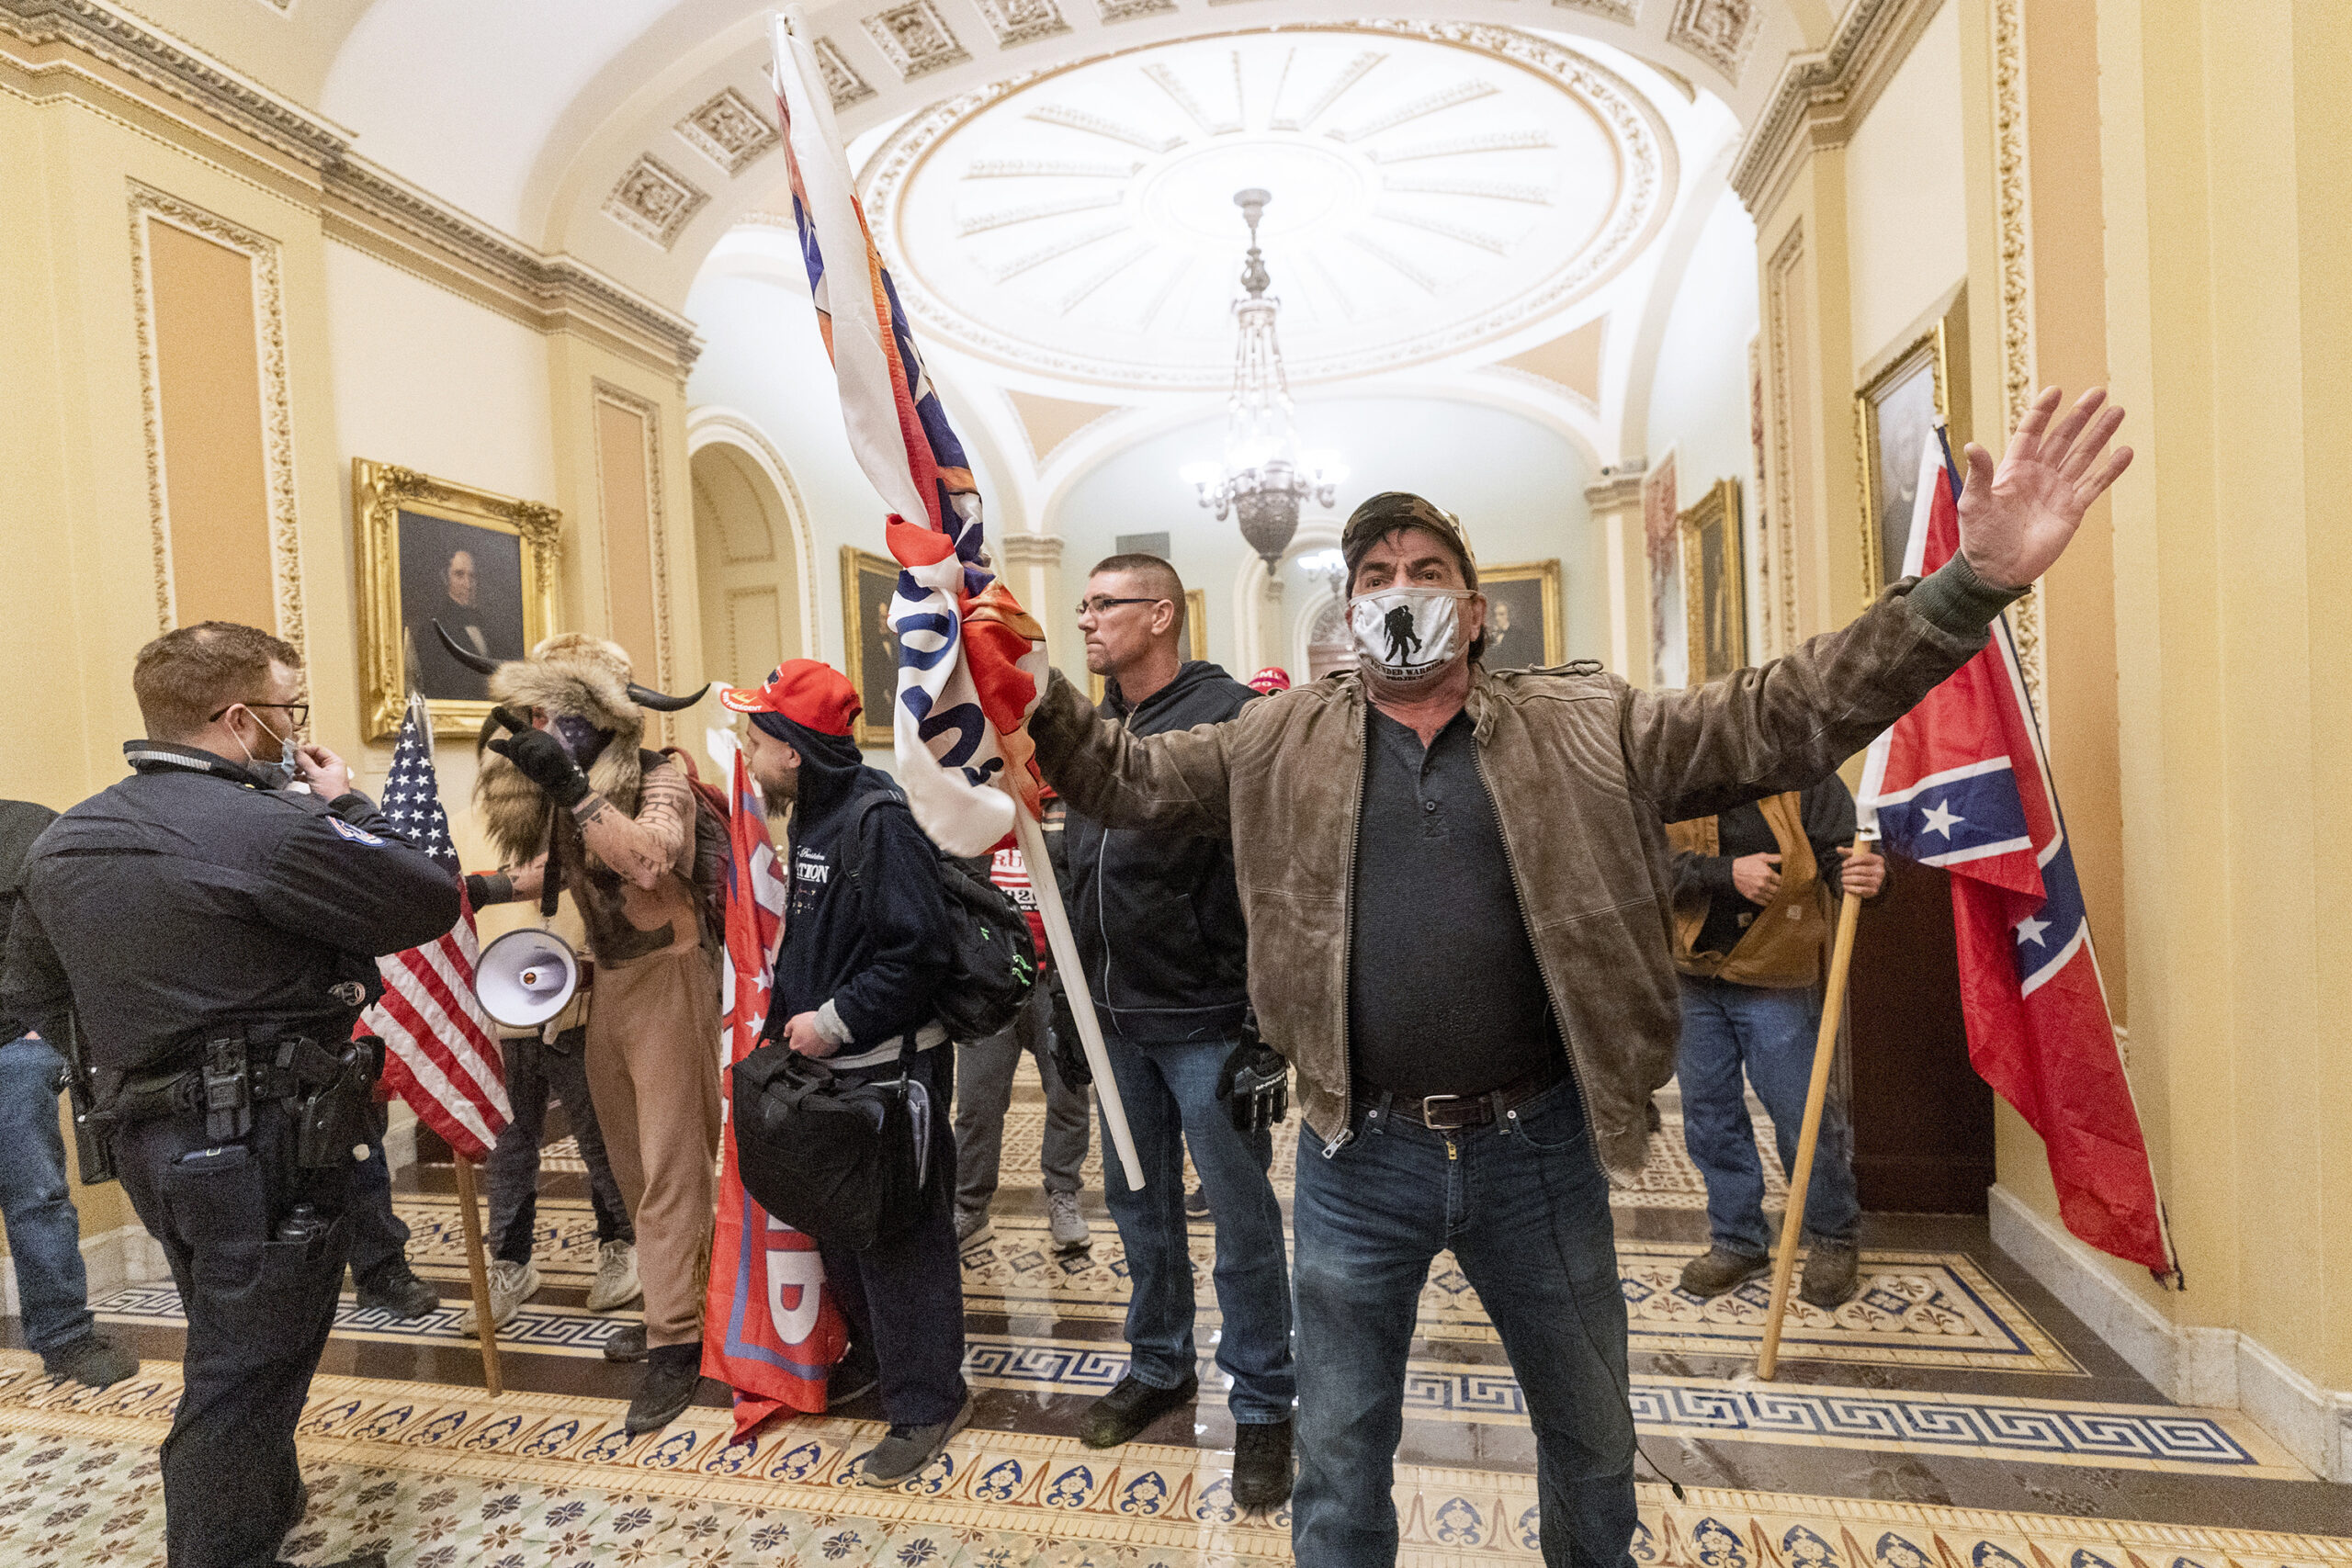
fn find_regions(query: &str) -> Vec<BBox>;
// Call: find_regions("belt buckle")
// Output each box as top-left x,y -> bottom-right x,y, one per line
1420,1093 -> 1471,1130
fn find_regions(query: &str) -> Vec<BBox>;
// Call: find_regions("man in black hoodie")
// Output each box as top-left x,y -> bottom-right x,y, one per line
1065,554 -> 1295,1506
721,660 -> 971,1486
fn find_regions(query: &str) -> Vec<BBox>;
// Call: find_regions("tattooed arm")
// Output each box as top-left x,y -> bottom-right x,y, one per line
572,761 -> 693,890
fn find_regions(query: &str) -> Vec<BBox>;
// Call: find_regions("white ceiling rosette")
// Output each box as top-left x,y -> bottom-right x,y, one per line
859,21 -> 1679,395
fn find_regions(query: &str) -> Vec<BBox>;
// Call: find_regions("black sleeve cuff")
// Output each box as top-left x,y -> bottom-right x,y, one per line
1908,552 -> 2030,638
329,791 -> 377,822
465,872 -> 515,908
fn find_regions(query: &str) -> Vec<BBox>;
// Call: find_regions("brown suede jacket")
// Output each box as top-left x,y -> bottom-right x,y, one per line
1029,570 -> 2002,1179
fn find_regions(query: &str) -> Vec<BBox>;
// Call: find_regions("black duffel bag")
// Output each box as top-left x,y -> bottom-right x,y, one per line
730,1042 -> 923,1252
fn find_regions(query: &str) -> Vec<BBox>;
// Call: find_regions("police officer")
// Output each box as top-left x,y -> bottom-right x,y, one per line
1,620 -> 460,1568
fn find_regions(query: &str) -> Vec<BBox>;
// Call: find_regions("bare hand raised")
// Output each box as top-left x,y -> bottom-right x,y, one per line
1957,386 -> 2133,591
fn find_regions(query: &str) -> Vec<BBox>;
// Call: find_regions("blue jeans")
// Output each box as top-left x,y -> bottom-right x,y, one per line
1292,1081 -> 1635,1568
1677,974 -> 1860,1256
344,1103 -> 410,1284
0,1034 -> 96,1353
1097,1033 -> 1294,1423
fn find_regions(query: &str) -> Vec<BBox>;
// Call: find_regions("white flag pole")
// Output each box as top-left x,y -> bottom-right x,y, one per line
1009,803 -> 1145,1190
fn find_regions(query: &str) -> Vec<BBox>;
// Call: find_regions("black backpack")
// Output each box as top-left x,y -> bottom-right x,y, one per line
841,792 -> 1039,1041
730,1043 -> 924,1251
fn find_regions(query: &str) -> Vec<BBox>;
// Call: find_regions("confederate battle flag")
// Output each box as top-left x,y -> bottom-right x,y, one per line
1859,434 -> 2177,1281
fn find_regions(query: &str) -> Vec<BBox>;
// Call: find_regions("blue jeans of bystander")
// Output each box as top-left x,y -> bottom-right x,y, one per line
0,1033 -> 96,1353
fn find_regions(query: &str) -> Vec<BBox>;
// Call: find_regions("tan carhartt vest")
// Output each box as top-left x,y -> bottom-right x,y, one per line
1666,792 -> 1832,988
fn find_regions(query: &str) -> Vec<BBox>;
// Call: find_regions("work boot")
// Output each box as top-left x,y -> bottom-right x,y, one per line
1183,1186 -> 1211,1220
585,1239 -> 642,1312
354,1259 -> 439,1321
41,1332 -> 137,1389
1046,1190 -> 1090,1251
827,1341 -> 879,1409
856,1393 -> 973,1486
1079,1372 -> 1198,1449
1799,1240 -> 1862,1309
1231,1418 -> 1294,1510
1677,1247 -> 1770,1299
955,1207 -> 993,1249
624,1345 -> 704,1436
603,1320 -> 650,1362
462,1258 -> 540,1337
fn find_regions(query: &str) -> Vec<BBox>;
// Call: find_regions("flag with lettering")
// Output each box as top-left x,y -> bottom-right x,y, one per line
770,9 -> 1052,856
1859,439 -> 2174,1279
361,696 -> 511,1163
702,739 -> 847,1435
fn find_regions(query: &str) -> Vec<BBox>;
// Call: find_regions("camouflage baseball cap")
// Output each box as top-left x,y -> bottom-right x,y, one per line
1339,492 -> 1478,588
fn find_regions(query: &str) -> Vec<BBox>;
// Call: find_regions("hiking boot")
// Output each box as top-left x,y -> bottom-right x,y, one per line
603,1320 -> 650,1362
955,1208 -> 994,1249
1183,1186 -> 1211,1220
856,1393 -> 974,1486
1046,1190 -> 1090,1251
1231,1418 -> 1294,1510
353,1259 -> 438,1321
624,1347 -> 705,1436
585,1240 -> 642,1312
41,1332 -> 136,1389
1678,1247 -> 1771,1299
1079,1372 -> 1198,1449
463,1258 -> 539,1337
827,1343 -> 879,1409
1800,1240 -> 1862,1309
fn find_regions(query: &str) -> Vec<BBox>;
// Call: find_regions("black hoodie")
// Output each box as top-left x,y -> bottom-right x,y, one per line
1062,660 -> 1257,1045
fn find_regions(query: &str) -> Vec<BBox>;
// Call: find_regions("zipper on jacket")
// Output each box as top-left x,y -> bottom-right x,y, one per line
1321,701 -> 1373,1158
1472,743 -> 1603,1156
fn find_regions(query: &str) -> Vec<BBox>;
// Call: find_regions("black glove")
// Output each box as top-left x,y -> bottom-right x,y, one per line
487,715 -> 591,809
1044,973 -> 1092,1089
1216,1020 -> 1287,1135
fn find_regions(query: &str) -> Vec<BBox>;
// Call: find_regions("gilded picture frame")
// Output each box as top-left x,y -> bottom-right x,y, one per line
841,546 -> 901,750
1854,288 -> 1970,599
353,459 -> 561,740
1679,479 -> 1747,682
1089,587 -> 1206,705
1476,560 -> 1565,671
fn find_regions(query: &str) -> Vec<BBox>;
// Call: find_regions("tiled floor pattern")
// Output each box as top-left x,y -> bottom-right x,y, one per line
2,1355 -> 2346,1568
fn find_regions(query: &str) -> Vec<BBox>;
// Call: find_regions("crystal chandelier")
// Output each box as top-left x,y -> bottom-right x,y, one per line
1182,189 -> 1342,568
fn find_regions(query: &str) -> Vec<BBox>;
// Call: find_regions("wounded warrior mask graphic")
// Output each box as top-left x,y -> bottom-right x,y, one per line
1350,586 -> 1475,681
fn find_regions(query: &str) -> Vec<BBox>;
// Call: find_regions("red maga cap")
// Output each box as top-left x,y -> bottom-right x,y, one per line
719,660 -> 863,737
1248,667 -> 1293,694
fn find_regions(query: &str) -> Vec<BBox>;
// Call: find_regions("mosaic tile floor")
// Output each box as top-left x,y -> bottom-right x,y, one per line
1,1355 -> 2346,1568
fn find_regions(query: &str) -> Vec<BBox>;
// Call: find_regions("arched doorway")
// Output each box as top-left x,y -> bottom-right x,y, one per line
689,418 -> 814,691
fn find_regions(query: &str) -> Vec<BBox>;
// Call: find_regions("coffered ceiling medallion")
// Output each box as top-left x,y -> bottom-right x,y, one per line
858,23 -> 1677,393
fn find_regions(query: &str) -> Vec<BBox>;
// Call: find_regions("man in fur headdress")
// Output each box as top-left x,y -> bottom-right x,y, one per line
449,629 -> 720,1436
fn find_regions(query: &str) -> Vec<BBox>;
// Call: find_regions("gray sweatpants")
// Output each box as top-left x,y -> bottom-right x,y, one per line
954,982 -> 1089,1213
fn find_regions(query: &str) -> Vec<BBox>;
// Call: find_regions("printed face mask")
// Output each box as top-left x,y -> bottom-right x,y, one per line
1349,586 -> 1475,681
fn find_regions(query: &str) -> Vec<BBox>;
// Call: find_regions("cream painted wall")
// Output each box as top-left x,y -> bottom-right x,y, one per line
1647,189 -> 1762,496
1843,0 -> 1969,374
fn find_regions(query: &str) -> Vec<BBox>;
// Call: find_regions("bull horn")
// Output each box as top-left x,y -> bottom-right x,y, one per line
434,620 -> 503,676
628,682 -> 711,713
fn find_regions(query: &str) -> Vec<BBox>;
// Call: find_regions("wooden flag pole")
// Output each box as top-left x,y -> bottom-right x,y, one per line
449,1153 -> 504,1396
1756,837 -> 1871,1382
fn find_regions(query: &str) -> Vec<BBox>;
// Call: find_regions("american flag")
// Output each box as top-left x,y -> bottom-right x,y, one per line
361,696 -> 512,1163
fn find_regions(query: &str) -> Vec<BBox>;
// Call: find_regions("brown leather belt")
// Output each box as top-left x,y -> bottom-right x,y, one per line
1357,1062 -> 1570,1133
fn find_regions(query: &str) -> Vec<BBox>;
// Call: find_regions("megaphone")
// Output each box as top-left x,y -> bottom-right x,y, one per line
474,927 -> 582,1030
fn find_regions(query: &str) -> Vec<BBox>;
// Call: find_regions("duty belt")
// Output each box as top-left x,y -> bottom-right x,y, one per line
1356,1060 -> 1570,1134
101,1036 -> 356,1141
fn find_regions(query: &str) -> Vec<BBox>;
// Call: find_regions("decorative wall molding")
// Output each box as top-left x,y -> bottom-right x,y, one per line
974,0 -> 1071,49
1761,221 -> 1804,655
1554,0 -> 1638,23
593,380 -> 675,691
675,85 -> 778,176
1096,0 -> 1175,20
1666,0 -> 1757,85
686,406 -> 822,662
127,180 -> 305,654
996,532 -> 1065,567
1727,0 -> 1943,218
863,0 -> 970,81
603,152 -> 710,250
812,37 -> 877,108
1990,0 -> 2043,708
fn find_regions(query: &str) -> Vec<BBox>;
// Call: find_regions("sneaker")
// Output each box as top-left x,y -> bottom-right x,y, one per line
856,1393 -> 974,1486
1799,1240 -> 1862,1309
603,1320 -> 650,1363
463,1258 -> 540,1337
40,1333 -> 136,1389
1078,1371 -> 1198,1449
585,1239 -> 642,1312
955,1208 -> 994,1249
1231,1418 -> 1294,1510
1046,1190 -> 1090,1251
1677,1247 -> 1771,1299
353,1259 -> 439,1320
624,1346 -> 704,1437
827,1343 -> 879,1409
1183,1186 -> 1211,1219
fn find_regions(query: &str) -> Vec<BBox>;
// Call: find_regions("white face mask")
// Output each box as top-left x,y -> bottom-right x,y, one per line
1350,586 -> 1475,681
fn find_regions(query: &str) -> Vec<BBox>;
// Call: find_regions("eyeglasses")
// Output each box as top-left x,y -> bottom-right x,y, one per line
209,700 -> 310,729
1075,595 -> 1170,618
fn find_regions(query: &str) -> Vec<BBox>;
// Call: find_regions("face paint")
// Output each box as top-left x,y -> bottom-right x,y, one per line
1349,586 -> 1475,681
550,714 -> 614,769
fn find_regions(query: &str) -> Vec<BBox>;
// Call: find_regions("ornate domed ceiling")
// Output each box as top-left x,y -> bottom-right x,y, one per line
860,22 -> 1678,393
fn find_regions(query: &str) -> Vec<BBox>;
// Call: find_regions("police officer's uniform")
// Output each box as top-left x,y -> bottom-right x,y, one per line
1,740 -> 459,1568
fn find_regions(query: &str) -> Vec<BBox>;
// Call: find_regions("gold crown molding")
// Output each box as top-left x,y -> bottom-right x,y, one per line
590,379 -> 675,694
1990,0 -> 2041,709
1727,0 -> 1944,219
1761,220 -> 1804,656
128,180 -> 306,659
